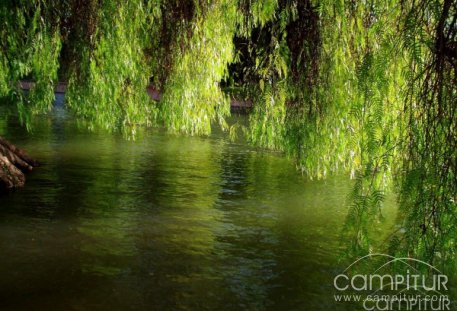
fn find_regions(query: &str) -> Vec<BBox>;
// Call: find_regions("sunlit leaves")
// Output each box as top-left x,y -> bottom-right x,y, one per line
395,0 -> 457,271
65,0 -> 157,137
160,0 -> 237,135
0,0 -> 61,129
249,82 -> 287,149
28,30 -> 62,114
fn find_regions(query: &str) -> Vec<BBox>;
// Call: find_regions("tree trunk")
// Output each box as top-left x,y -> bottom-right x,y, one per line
0,137 -> 38,191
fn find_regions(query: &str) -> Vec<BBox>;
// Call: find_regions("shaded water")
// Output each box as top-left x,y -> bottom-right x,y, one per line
0,106 -> 396,310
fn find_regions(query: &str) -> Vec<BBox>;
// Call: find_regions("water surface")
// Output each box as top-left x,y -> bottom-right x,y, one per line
0,107 -> 395,310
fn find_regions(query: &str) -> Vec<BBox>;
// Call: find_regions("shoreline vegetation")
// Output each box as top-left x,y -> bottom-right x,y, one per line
17,80 -> 254,112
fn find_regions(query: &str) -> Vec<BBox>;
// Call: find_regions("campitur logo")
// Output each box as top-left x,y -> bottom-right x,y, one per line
333,254 -> 450,310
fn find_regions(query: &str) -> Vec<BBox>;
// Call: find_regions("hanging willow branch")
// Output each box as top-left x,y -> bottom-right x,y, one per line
395,0 -> 457,269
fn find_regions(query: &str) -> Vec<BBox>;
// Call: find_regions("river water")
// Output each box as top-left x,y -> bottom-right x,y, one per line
0,105 -> 397,310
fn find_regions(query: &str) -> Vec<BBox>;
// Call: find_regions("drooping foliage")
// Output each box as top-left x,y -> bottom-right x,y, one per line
232,0 -> 457,272
159,0 -> 237,135
1,0 -> 457,271
0,0 -> 61,128
314,0 -> 407,257
64,0 -> 159,136
394,0 -> 457,271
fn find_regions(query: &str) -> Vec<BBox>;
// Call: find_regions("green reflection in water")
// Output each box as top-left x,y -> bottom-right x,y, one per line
0,107 -> 400,310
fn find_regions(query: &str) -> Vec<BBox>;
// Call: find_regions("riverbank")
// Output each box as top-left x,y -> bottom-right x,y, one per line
18,81 -> 253,112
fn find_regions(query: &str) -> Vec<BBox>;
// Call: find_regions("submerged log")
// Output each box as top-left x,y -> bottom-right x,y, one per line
0,137 -> 37,191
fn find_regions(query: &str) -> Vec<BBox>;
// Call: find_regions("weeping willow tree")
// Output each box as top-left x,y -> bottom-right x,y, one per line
0,0 -> 61,126
1,0 -> 457,272
0,0 -> 61,189
65,0 -> 159,136
229,0 -> 456,272
158,0 -> 237,135
324,0 -> 457,271
394,0 -> 457,272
